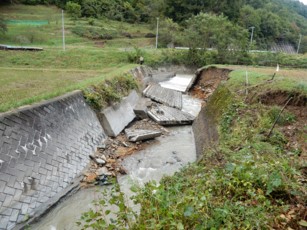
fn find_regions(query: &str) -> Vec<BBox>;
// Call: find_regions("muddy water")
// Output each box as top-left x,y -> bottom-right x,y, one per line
31,75 -> 201,229
31,126 -> 197,230
118,125 -> 196,211
30,186 -> 112,230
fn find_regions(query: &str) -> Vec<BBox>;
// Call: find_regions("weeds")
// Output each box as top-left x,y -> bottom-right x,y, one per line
126,94 -> 306,228
268,106 -> 296,125
126,47 -> 145,64
83,74 -> 138,110
77,184 -> 136,230
79,81 -> 306,229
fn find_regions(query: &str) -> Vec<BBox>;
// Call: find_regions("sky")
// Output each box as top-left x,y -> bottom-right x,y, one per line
299,0 -> 307,5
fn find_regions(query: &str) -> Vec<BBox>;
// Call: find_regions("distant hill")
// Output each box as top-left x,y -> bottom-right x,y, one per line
1,0 -> 307,51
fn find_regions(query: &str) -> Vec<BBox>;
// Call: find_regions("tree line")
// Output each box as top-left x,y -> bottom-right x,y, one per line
1,0 -> 307,51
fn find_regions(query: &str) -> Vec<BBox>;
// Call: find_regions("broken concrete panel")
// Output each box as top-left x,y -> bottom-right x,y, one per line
125,128 -> 162,142
133,98 -> 152,119
186,74 -> 198,92
150,72 -> 176,82
148,104 -> 195,125
159,74 -> 196,93
125,90 -> 140,108
99,92 -> 137,137
182,95 -> 202,118
143,84 -> 182,109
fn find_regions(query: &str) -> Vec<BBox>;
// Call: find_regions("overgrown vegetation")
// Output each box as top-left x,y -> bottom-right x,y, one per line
1,0 -> 307,51
150,48 -> 307,68
130,82 -> 306,229
78,68 -> 307,229
83,74 -> 138,111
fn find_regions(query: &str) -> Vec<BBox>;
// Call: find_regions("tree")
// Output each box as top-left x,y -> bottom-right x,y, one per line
300,35 -> 307,54
183,13 -> 248,63
81,0 -> 103,18
159,18 -> 181,47
144,0 -> 166,20
66,1 -> 81,19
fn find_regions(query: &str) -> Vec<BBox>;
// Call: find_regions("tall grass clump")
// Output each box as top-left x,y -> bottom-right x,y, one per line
83,74 -> 138,110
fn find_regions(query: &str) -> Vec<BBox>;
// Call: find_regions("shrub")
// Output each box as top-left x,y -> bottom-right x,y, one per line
66,1 -> 82,19
71,26 -> 117,40
126,47 -> 145,64
83,74 -> 138,110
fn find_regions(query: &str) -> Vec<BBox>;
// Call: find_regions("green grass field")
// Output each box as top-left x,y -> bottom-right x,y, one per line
0,64 -> 136,112
225,65 -> 307,95
0,4 -> 157,112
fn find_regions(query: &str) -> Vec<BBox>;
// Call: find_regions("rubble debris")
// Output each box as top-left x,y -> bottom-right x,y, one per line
89,154 -> 106,166
96,167 -> 111,176
129,118 -> 169,134
122,141 -> 129,147
148,104 -> 195,125
82,119 -> 169,186
125,128 -> 162,142
143,84 -> 182,109
95,175 -> 112,186
82,172 -> 97,184
97,144 -> 106,150
96,158 -> 106,165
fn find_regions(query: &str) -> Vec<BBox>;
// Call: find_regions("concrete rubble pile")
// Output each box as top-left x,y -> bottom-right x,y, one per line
82,71 -> 199,186
81,119 -> 169,186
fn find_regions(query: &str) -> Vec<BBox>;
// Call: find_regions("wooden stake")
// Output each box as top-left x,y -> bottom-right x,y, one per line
267,97 -> 293,138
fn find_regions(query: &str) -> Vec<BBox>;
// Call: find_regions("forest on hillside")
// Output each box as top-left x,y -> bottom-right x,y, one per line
1,0 -> 307,52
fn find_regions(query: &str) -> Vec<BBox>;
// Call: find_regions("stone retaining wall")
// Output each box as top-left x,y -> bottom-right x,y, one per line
0,91 -> 106,230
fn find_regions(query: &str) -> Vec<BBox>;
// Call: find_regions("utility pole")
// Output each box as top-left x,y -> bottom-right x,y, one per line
156,17 -> 159,49
249,26 -> 255,47
62,10 -> 66,51
297,34 -> 302,54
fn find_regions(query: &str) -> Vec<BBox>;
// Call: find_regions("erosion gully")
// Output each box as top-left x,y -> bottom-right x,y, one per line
31,73 -> 202,230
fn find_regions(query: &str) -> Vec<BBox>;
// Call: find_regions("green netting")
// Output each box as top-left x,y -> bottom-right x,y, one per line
5,20 -> 49,25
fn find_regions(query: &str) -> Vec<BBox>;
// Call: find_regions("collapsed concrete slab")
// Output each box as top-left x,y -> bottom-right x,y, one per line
99,91 -> 139,137
133,98 -> 152,119
159,74 -> 196,93
148,104 -> 195,125
182,95 -> 202,118
143,84 -> 182,109
125,128 -> 162,142
126,90 -> 140,107
150,72 -> 176,82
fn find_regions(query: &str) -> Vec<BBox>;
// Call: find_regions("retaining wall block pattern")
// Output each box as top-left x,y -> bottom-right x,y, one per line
0,91 -> 106,230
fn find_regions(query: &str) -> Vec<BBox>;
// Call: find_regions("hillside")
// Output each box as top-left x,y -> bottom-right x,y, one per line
1,0 -> 307,51
0,4 -> 158,112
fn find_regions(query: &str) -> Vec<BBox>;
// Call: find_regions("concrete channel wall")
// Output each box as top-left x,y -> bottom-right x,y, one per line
131,65 -> 219,159
192,106 -> 219,158
0,91 -> 106,230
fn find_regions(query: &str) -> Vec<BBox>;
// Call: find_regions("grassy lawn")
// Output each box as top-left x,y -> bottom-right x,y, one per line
0,64 -> 136,112
225,65 -> 307,95
0,4 -> 157,113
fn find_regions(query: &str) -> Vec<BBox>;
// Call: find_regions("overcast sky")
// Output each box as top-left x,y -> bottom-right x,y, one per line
299,0 -> 307,5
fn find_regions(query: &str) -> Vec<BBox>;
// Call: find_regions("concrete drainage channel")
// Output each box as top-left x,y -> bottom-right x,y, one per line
0,66 -> 221,230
